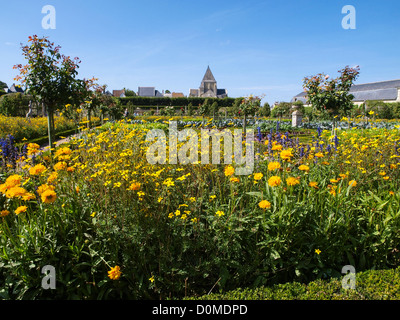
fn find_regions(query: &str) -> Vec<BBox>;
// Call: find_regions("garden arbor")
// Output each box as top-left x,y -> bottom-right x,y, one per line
14,35 -> 90,152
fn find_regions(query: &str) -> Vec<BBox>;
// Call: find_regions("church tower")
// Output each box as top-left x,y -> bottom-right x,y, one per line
189,66 -> 227,98
199,66 -> 217,98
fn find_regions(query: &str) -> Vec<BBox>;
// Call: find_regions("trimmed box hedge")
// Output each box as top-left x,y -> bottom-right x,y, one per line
185,267 -> 400,300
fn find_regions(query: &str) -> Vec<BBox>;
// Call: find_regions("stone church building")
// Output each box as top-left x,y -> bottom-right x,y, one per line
189,66 -> 228,98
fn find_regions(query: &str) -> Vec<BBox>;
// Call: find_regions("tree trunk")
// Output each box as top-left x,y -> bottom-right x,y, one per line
88,109 -> 91,129
47,107 -> 55,153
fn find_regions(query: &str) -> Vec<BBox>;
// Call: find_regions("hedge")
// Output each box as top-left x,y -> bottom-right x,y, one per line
119,96 -> 238,108
185,267 -> 400,300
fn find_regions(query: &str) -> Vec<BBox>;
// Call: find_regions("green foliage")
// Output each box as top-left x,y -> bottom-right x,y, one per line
258,102 -> 271,117
187,267 -> 400,300
362,101 -> 400,119
0,93 -> 31,116
303,65 -> 360,119
271,102 -> 292,118
0,81 -> 7,89
119,96 -> 236,108
124,88 -> 136,97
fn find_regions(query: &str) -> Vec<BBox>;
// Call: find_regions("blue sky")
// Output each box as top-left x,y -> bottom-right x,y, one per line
1,0 -> 400,104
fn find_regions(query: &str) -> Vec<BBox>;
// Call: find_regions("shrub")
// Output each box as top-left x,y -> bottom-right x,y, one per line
187,267 -> 400,300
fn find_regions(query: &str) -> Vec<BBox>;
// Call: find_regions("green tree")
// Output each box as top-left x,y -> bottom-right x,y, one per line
303,65 -> 360,119
210,101 -> 219,119
238,95 -> 261,132
124,88 -> 136,97
13,35 -> 89,151
0,81 -> 7,89
259,102 -> 271,117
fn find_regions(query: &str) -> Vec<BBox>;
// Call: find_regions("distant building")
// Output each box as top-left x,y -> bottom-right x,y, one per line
189,66 -> 227,98
172,92 -> 185,98
6,83 -> 24,94
113,89 -> 126,98
137,87 -> 163,97
292,79 -> 400,106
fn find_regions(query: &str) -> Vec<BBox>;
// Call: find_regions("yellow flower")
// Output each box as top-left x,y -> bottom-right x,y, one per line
280,149 -> 293,160
298,165 -> 309,172
54,161 -> 67,171
149,275 -> 155,283
15,206 -> 28,215
163,178 -> 175,187
5,186 -> 27,199
37,184 -> 55,196
309,181 -> 318,189
22,192 -> 36,201
349,180 -> 357,187
41,189 -> 57,204
47,171 -> 58,184
128,182 -> 141,191
258,200 -> 271,209
253,173 -> 263,181
268,176 -> 282,187
5,175 -> 23,188
286,177 -> 300,186
315,152 -> 324,158
0,210 -> 10,217
230,177 -> 240,183
224,165 -> 235,177
315,249 -> 321,255
209,195 -> 216,201
29,163 -> 47,176
216,210 -> 225,217
271,144 -> 283,151
108,266 -> 121,280
268,162 -> 281,171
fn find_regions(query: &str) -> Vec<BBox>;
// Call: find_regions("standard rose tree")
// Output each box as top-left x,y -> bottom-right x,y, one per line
13,35 -> 92,151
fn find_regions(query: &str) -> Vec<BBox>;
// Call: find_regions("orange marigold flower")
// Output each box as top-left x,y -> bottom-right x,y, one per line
349,180 -> 357,187
108,266 -> 122,280
224,165 -> 235,177
268,176 -> 282,187
258,200 -> 271,209
15,206 -> 28,215
268,162 -> 281,171
41,189 -> 57,204
286,177 -> 300,186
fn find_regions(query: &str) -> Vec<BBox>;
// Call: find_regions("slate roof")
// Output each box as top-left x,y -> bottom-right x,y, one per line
7,83 -> 24,93
202,66 -> 216,83
138,87 -> 156,97
217,89 -> 228,98
138,87 -> 164,97
292,79 -> 400,103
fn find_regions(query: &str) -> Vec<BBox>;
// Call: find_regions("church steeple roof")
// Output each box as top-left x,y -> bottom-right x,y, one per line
202,66 -> 216,82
